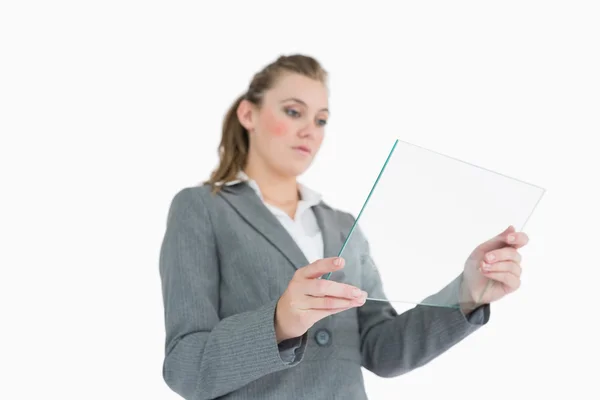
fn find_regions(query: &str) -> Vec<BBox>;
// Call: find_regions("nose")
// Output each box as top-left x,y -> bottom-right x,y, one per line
298,120 -> 319,138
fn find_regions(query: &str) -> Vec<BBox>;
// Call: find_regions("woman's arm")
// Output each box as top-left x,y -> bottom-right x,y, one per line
348,216 -> 490,378
159,188 -> 307,400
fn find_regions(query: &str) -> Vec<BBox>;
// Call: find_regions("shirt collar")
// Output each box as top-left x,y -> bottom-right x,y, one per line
224,170 -> 322,207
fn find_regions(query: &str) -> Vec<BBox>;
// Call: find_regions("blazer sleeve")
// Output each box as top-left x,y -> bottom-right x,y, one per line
348,215 -> 490,378
159,188 -> 307,400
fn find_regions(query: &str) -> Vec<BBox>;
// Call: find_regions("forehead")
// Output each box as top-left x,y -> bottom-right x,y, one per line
266,73 -> 329,110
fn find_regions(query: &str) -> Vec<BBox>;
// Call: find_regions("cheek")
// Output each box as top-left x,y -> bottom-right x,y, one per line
272,121 -> 288,137
262,110 -> 289,137
315,130 -> 325,144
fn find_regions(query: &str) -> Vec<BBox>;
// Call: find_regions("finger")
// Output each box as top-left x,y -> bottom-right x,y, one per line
484,247 -> 522,265
480,260 -> 522,277
297,257 -> 344,279
306,278 -> 367,300
298,294 -> 366,310
504,231 -> 529,248
481,271 -> 521,292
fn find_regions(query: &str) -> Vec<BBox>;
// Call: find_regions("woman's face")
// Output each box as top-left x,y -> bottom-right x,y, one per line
239,72 -> 329,178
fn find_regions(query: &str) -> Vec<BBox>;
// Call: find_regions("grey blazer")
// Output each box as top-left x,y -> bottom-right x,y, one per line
158,182 -> 490,400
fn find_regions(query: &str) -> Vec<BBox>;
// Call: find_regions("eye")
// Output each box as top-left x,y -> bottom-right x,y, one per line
317,118 -> 328,127
284,107 -> 300,118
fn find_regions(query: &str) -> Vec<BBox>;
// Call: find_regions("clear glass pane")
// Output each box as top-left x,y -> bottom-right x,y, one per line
323,138 -> 545,308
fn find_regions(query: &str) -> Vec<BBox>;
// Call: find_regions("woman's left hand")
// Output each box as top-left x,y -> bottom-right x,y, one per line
460,225 -> 529,309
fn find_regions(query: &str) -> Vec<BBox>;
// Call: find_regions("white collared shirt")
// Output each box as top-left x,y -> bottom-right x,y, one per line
224,171 -> 324,264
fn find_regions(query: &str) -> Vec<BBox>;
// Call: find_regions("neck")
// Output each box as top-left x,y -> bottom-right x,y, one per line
244,162 -> 299,206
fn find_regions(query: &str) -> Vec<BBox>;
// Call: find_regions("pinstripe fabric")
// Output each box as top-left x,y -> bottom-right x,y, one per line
158,183 -> 490,400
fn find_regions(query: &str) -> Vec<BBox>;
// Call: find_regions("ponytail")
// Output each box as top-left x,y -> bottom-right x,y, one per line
205,93 -> 249,193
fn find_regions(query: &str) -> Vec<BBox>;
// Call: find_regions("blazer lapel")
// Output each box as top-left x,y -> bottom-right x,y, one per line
218,183 -> 310,271
312,203 -> 348,281
312,203 -> 344,258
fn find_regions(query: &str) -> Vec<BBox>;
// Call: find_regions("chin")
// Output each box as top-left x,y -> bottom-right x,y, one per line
280,161 -> 312,178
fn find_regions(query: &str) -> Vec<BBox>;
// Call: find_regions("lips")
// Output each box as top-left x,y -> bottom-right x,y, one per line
293,145 -> 311,154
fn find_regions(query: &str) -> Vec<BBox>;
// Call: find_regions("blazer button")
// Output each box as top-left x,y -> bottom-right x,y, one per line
314,329 -> 331,346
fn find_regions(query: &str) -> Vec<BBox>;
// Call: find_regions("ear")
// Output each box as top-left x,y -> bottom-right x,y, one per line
237,99 -> 256,132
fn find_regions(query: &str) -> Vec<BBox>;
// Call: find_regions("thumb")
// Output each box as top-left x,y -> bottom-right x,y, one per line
298,257 -> 343,279
475,225 -> 516,253
502,225 -> 516,235
502,225 -> 516,233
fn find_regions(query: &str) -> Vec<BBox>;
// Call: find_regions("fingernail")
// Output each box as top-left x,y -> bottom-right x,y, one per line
334,257 -> 343,267
352,288 -> 361,297
482,262 -> 492,271
507,235 -> 515,243
487,253 -> 495,261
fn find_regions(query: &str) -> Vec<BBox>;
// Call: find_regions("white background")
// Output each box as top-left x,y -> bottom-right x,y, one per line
1,1 -> 599,399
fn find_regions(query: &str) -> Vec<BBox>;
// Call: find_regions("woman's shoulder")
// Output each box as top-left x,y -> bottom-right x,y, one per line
169,183 -> 213,206
164,183 -> 221,222
166,183 -> 360,231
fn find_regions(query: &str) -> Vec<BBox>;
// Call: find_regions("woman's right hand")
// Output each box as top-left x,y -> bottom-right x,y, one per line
274,257 -> 368,343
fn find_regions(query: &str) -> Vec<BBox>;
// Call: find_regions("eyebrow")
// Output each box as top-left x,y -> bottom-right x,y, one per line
280,97 -> 329,113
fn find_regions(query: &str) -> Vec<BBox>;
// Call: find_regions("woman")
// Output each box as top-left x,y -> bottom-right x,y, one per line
158,54 -> 528,400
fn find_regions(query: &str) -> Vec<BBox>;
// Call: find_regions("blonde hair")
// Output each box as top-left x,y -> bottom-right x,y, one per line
205,54 -> 328,193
